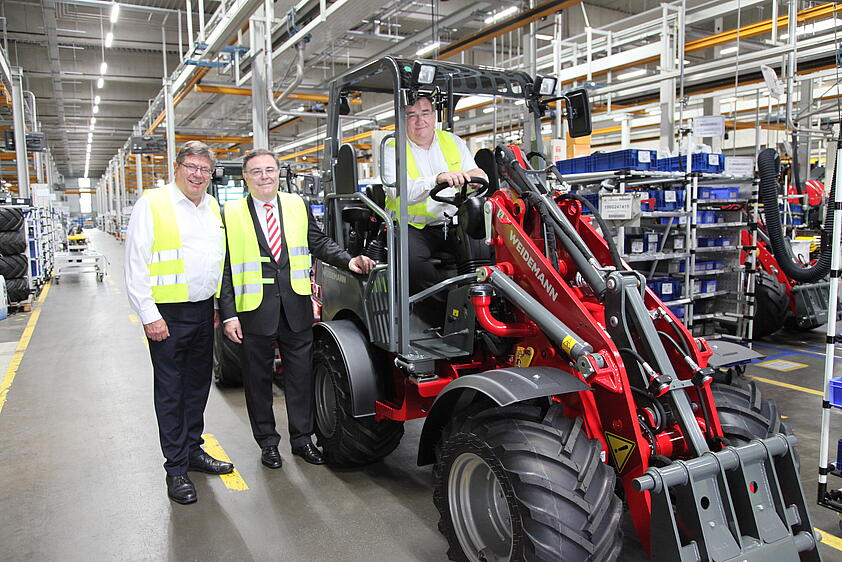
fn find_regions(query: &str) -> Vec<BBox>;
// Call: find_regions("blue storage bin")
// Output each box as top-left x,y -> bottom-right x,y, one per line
830,376 -> 842,408
668,305 -> 685,319
591,149 -> 657,172
655,189 -> 684,211
556,156 -> 593,174
701,279 -> 717,293
695,210 -> 715,224
699,186 -> 739,200
656,153 -> 725,173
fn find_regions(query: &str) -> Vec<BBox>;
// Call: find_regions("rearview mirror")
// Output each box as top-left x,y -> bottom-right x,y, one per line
564,88 -> 591,138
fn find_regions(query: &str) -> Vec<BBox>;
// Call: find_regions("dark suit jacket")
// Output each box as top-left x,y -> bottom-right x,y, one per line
219,195 -> 353,334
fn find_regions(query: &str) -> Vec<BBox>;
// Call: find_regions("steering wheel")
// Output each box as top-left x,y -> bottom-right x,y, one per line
429,176 -> 490,207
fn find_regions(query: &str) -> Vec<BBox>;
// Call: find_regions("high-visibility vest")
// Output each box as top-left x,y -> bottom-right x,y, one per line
386,129 -> 462,229
145,186 -> 222,303
224,192 -> 312,312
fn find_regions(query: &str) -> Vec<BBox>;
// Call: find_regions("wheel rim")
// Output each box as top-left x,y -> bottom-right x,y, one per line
314,361 -> 338,439
448,452 -> 513,562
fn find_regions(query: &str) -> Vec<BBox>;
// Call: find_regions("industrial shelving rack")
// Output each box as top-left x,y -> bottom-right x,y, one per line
559,168 -> 755,341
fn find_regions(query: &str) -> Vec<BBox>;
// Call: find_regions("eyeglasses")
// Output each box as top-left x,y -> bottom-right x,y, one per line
245,167 -> 279,177
179,163 -> 213,176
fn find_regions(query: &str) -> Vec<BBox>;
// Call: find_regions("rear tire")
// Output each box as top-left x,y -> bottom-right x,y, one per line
433,403 -> 623,562
312,335 -> 403,467
0,254 -> 27,279
213,326 -> 243,387
0,208 -> 24,232
5,278 -> 29,303
752,270 -> 790,339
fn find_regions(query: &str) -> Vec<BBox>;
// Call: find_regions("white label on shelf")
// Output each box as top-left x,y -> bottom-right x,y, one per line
632,240 -> 644,253
662,283 -> 673,295
601,194 -> 637,220
693,115 -> 726,137
724,156 -> 754,177
674,237 -> 685,250
664,191 -> 677,202
708,154 -> 719,166
638,151 -> 651,163
646,233 -> 659,243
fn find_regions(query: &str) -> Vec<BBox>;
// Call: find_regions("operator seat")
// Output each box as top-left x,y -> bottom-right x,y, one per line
474,148 -> 499,194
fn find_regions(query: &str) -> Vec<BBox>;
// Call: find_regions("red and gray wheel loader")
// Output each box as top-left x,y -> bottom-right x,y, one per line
311,57 -> 820,561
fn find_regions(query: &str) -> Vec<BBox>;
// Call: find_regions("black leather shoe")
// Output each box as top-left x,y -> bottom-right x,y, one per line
261,446 -> 282,469
188,451 -> 234,475
166,474 -> 197,505
291,443 -> 325,465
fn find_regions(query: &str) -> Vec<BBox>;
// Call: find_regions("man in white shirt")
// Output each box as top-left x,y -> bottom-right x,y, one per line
382,94 -> 487,314
125,141 -> 233,505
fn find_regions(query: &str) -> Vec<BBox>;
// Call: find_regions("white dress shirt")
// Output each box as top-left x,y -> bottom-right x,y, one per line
125,183 -> 226,324
382,132 -> 479,225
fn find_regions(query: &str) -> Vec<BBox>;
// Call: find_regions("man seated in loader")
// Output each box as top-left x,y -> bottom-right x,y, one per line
382,93 -> 488,313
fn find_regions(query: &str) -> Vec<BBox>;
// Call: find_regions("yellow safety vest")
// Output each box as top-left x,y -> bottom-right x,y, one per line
224,192 -> 312,312
386,129 -> 462,229
145,187 -> 222,303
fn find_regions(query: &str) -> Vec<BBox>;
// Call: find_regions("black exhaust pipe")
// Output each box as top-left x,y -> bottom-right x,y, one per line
757,147 -> 836,283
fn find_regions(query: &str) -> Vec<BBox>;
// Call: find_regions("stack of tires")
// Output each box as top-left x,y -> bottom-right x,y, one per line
0,208 -> 30,304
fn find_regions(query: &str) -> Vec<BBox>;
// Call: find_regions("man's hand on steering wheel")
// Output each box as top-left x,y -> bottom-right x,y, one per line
435,171 -> 474,188
429,176 -> 490,207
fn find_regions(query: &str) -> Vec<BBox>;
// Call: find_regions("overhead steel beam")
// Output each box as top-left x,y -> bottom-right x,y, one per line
194,84 -> 362,103
438,0 -> 582,60
40,0 -> 73,176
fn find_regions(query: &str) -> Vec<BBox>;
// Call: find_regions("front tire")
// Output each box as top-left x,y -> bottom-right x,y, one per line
313,335 -> 404,466
433,403 -> 623,562
711,381 -> 791,443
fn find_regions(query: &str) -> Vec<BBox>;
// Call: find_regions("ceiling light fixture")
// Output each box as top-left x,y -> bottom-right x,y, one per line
90,117 -> 97,125
94,95 -> 101,105
720,46 -> 738,55
617,69 -> 647,80
535,34 -> 554,41
484,6 -> 517,25
110,3 -> 120,23
97,78 -> 104,88
100,62 -> 107,75
105,32 -> 114,48
415,41 -> 442,57
93,105 -> 99,114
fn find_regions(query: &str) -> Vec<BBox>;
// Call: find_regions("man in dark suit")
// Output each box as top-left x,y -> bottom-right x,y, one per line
219,148 -> 374,468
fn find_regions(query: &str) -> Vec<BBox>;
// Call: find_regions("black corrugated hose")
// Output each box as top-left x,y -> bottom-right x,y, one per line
758,146 -> 837,283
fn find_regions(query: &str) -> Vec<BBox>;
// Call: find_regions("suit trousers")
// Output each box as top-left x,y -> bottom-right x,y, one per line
408,224 -> 448,298
240,304 -> 314,449
148,299 -> 215,476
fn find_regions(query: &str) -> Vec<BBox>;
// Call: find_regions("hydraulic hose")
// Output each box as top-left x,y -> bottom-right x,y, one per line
758,147 -> 836,283
559,192 -> 623,269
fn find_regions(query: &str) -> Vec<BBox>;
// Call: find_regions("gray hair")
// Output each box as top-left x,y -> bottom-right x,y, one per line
176,140 -> 216,167
242,148 -> 281,171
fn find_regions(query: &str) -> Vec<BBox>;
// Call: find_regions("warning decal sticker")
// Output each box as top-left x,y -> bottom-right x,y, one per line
605,432 -> 636,473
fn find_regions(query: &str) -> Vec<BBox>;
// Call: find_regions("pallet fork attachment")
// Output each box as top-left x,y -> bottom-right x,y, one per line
634,434 -> 820,562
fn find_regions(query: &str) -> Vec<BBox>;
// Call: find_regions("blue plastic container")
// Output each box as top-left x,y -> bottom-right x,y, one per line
668,305 -> 685,319
699,186 -> 739,200
556,156 -> 593,174
591,149 -> 657,172
655,189 -> 685,211
657,153 -> 725,173
830,376 -> 842,408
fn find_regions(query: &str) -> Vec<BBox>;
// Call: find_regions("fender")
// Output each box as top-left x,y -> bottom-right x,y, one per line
417,366 -> 590,466
313,319 -> 378,418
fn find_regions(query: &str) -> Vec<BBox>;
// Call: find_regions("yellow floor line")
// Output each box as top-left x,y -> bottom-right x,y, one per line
0,308 -> 42,414
749,375 -> 824,397
107,278 -> 116,287
128,313 -> 139,324
201,433 -> 248,491
37,280 -> 51,303
816,527 -> 842,551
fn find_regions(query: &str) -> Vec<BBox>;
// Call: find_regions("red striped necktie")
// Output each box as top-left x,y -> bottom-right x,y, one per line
263,202 -> 283,262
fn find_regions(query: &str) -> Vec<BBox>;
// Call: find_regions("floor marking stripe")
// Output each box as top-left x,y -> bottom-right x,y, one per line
201,433 -> 248,491
816,527 -> 842,551
128,314 -> 139,324
37,280 -> 51,303
753,343 -> 841,361
0,308 -> 42,414
750,375 -> 824,396
107,278 -> 116,287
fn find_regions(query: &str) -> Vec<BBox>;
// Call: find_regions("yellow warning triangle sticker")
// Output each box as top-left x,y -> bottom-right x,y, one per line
605,432 -> 636,473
